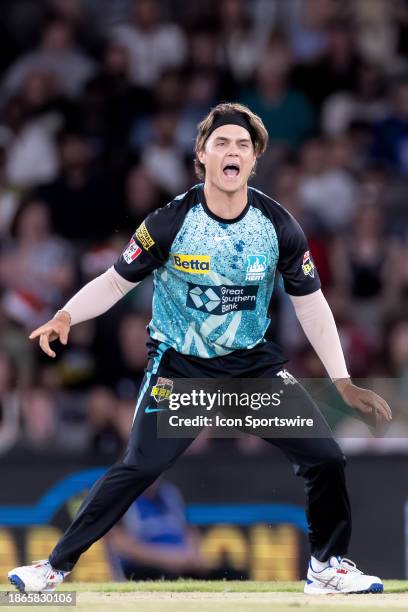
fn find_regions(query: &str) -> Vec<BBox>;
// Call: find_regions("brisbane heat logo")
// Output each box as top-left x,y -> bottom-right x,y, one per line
245,255 -> 267,281
172,254 -> 210,274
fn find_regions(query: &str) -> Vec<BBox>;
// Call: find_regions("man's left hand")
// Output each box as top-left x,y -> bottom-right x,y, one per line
334,378 -> 392,424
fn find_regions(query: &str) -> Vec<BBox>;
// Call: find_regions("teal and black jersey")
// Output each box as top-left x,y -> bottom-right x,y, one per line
114,183 -> 320,360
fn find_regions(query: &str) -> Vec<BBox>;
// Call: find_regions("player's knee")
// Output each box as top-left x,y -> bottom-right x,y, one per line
121,453 -> 168,479
299,441 -> 345,474
320,444 -> 346,470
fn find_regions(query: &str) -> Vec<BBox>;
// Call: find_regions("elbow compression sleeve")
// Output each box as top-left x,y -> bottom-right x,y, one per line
60,266 -> 139,326
289,289 -> 349,380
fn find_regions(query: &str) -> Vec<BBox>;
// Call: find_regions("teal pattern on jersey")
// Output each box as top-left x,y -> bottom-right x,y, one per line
148,198 -> 279,357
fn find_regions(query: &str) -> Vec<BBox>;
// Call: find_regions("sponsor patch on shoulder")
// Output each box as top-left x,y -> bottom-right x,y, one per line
123,237 -> 142,264
136,222 -> 155,250
301,250 -> 315,278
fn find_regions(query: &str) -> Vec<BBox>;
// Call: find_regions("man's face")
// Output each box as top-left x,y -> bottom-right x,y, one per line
197,124 -> 256,193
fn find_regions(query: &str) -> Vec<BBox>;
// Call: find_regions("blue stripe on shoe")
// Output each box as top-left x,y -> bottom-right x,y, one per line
9,575 -> 25,593
351,583 -> 384,594
368,583 -> 384,594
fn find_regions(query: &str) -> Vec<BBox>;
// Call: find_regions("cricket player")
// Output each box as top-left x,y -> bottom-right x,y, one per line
9,103 -> 391,595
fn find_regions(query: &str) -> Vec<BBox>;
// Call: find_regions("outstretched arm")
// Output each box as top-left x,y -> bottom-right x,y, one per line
29,266 -> 138,358
289,289 -> 392,423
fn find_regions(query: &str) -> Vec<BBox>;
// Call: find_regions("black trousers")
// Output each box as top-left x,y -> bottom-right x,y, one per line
49,343 -> 351,572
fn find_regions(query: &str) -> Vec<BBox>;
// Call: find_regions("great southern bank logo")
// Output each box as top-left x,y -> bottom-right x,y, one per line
172,254 -> 210,274
245,255 -> 267,281
187,283 -> 258,315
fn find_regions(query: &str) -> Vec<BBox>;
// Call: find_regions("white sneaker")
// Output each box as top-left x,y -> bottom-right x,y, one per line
8,559 -> 69,592
304,556 -> 383,594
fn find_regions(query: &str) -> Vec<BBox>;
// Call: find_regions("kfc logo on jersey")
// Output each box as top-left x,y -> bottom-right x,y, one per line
123,237 -> 142,264
301,251 -> 315,278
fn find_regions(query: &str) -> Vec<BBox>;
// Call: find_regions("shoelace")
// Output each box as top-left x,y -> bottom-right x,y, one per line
31,559 -> 49,567
31,560 -> 64,579
338,558 -> 363,574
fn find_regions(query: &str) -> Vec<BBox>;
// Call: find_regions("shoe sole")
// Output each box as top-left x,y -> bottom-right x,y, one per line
304,582 -> 384,595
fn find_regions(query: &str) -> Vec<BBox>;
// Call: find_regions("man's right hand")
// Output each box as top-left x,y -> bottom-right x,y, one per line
29,310 -> 71,358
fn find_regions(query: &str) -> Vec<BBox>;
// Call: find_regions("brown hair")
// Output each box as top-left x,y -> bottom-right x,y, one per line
194,102 -> 269,180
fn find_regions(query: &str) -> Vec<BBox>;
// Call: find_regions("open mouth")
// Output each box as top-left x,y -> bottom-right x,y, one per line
223,164 -> 240,178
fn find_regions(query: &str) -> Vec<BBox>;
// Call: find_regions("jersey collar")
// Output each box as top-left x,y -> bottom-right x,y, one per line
198,183 -> 252,224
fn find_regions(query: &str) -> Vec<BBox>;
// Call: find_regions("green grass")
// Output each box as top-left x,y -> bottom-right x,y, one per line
2,579 -> 407,592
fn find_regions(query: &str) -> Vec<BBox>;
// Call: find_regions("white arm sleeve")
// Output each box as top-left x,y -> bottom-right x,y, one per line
60,266 -> 139,326
289,289 -> 350,380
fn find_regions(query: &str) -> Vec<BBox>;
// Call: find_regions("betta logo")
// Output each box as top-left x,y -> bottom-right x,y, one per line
301,251 -> 315,278
172,254 -> 210,274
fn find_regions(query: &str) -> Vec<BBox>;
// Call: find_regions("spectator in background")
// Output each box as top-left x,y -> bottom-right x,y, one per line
322,61 -> 390,136
240,31 -> 315,148
217,0 -> 265,87
140,111 -> 188,194
0,303 -> 35,388
0,199 -> 75,328
86,387 -> 123,457
270,160 -> 301,218
372,76 -> 408,175
183,26 -> 235,101
106,478 -> 206,580
0,350 -> 19,454
94,313 -> 149,399
84,40 -> 152,167
177,70 -> 221,156
330,203 -> 399,346
350,0 -> 399,68
35,132 -> 118,243
293,20 -> 362,111
1,18 -> 96,103
184,27 -> 220,74
289,0 -> 337,62
20,387 -> 58,448
54,320 -> 97,392
0,145 -> 21,237
111,0 -> 187,88
122,164 -> 168,232
129,68 -> 184,152
0,95 -> 59,188
297,137 -> 357,233
16,68 -> 79,135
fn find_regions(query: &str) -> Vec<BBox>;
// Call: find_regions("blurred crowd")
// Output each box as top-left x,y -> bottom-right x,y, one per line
0,0 -> 407,455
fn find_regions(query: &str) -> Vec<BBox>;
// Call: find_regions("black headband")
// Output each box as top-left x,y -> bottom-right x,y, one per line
207,112 -> 257,144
